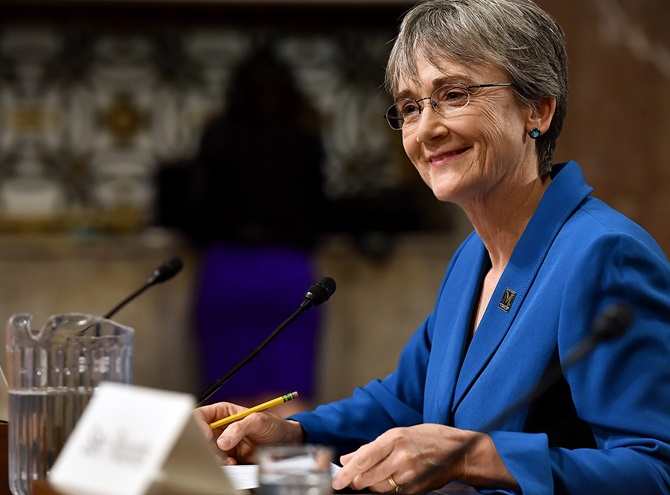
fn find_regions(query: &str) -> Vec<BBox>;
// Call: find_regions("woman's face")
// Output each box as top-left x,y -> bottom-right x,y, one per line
399,56 -> 538,207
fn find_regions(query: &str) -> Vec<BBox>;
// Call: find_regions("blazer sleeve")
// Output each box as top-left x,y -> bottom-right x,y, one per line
289,315 -> 429,456
289,243 -> 467,456
491,232 -> 670,495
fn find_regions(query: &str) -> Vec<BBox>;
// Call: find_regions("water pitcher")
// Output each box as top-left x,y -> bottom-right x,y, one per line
5,313 -> 134,495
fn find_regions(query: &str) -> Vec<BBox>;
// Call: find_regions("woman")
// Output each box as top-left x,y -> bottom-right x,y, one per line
186,46 -> 326,413
194,1 -> 670,493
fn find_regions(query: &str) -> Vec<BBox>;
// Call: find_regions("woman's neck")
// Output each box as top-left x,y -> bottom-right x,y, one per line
463,173 -> 550,271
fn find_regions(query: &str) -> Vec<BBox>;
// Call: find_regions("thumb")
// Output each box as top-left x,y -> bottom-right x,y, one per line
339,452 -> 355,465
217,421 -> 245,450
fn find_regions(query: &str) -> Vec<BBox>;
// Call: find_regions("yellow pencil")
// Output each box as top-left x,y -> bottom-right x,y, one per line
209,391 -> 299,429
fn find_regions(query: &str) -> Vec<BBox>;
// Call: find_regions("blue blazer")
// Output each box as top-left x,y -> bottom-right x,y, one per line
292,162 -> 670,494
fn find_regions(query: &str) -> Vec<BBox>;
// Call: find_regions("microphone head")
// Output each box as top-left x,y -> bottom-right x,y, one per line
301,276 -> 336,309
147,256 -> 184,285
592,302 -> 634,341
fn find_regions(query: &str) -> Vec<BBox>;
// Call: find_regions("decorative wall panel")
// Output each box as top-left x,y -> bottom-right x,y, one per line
0,24 -> 405,232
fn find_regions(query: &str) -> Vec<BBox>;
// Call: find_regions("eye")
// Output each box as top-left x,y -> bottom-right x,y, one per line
397,99 -> 420,118
434,85 -> 469,107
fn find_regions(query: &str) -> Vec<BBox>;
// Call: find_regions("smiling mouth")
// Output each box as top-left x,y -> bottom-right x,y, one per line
429,147 -> 470,164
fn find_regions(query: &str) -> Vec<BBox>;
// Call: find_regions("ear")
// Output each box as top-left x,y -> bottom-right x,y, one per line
527,97 -> 556,135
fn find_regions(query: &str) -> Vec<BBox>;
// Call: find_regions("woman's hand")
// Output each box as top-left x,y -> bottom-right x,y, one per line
193,402 -> 305,465
331,424 -> 517,493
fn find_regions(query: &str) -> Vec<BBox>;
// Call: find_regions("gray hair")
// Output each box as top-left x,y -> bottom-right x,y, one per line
385,0 -> 568,176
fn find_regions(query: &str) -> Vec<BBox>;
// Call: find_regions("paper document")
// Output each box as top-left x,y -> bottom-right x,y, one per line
222,465 -> 259,491
223,463 -> 341,491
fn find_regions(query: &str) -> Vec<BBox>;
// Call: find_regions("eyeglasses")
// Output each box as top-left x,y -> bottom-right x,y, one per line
384,82 -> 514,131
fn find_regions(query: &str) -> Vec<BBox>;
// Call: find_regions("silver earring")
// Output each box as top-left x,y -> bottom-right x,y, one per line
529,128 -> 541,139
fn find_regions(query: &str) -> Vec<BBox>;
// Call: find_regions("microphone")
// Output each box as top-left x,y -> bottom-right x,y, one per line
485,302 -> 633,430
559,302 -> 633,370
415,302 -> 634,490
104,256 -> 184,319
301,277 -> 337,309
197,276 -> 337,406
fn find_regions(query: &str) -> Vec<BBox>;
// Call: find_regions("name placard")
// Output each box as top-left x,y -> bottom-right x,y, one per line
49,382 -> 239,495
0,366 -> 8,421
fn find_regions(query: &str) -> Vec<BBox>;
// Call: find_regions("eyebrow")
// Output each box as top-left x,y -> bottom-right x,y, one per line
394,73 -> 477,100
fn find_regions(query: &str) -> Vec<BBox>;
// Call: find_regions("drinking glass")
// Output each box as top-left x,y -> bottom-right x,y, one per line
258,444 -> 334,495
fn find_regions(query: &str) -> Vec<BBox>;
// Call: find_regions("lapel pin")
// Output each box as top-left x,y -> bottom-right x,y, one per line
498,288 -> 517,313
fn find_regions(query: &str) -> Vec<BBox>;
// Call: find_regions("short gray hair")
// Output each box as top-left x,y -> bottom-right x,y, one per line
386,0 -> 568,176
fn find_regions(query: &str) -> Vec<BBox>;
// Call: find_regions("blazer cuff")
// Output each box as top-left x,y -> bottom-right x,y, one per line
488,430 -> 552,495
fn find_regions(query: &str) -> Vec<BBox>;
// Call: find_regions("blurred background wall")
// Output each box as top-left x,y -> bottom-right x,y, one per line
0,0 -> 667,405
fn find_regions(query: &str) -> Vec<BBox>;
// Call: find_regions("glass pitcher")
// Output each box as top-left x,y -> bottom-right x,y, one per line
5,313 -> 134,495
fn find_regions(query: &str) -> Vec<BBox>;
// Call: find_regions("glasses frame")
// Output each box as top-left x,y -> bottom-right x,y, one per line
384,82 -> 514,130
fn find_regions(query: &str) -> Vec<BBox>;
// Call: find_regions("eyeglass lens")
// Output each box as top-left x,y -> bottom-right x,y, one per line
385,83 -> 471,130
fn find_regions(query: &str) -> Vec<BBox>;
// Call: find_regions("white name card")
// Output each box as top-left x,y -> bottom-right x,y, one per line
49,382 -> 239,495
0,366 -> 8,421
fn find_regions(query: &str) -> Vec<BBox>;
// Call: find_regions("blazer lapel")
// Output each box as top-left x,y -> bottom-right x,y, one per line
451,161 -> 593,413
428,237 -> 489,426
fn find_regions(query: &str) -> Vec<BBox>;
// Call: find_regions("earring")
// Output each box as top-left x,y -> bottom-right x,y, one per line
529,128 -> 541,139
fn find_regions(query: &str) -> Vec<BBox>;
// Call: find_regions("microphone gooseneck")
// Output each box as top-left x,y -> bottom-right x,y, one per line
197,276 -> 337,406
104,256 -> 184,319
415,302 -> 634,490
